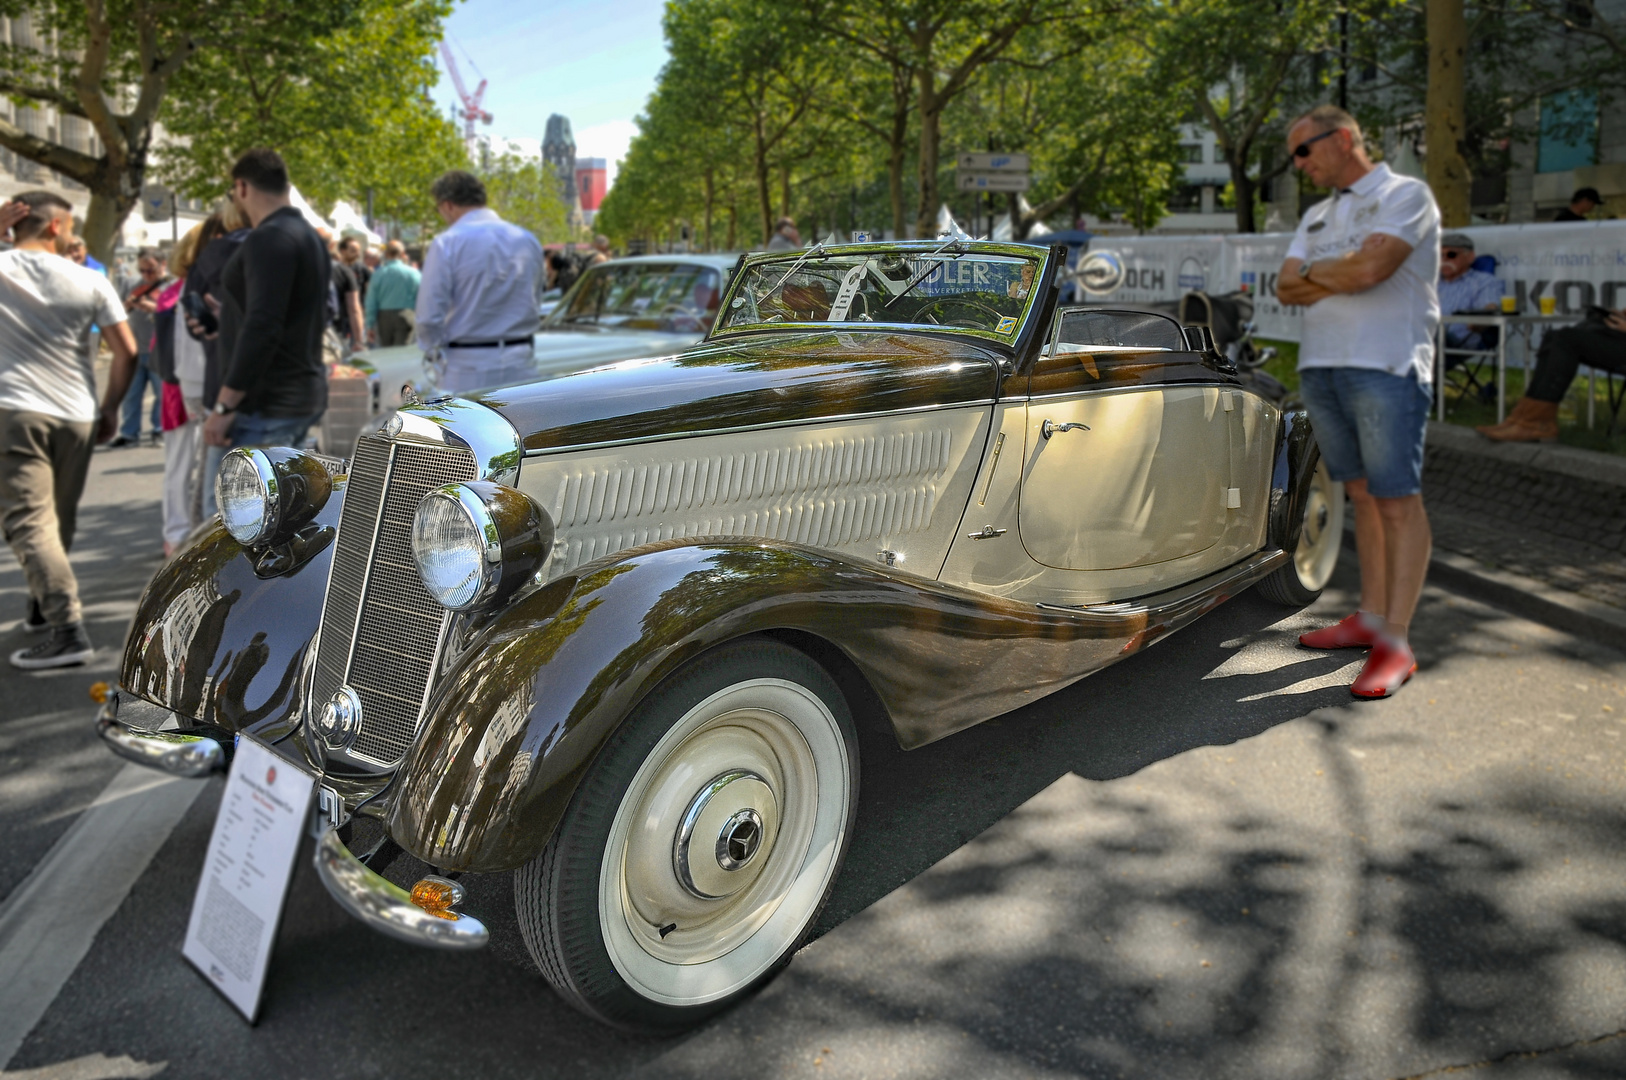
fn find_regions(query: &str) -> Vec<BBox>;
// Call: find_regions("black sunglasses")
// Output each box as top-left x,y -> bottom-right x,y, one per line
1291,129 -> 1339,159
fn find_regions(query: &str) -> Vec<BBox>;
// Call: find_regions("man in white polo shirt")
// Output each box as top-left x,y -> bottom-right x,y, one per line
0,191 -> 140,669
1275,105 -> 1441,700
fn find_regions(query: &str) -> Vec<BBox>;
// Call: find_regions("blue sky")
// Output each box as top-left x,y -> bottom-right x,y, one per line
430,0 -> 671,190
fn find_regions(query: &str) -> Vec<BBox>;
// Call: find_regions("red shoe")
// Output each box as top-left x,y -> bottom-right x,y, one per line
1350,638 -> 1417,699
1299,612 -> 1381,650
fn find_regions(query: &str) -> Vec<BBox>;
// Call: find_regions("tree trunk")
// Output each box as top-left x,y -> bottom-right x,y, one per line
888,107 -> 908,239
703,170 -> 715,251
82,188 -> 138,264
726,205 -> 738,251
913,66 -> 940,240
752,111 -> 773,242
1228,143 -> 1258,234
778,163 -> 791,223
1426,0 -> 1472,227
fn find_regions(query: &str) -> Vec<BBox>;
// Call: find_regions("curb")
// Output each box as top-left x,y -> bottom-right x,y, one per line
1343,529 -> 1626,653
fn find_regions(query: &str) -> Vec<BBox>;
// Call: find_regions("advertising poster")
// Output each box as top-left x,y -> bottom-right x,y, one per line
1079,220 -> 1626,344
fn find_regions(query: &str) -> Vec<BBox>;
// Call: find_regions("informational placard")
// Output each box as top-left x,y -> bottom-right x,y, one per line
183,736 -> 315,1022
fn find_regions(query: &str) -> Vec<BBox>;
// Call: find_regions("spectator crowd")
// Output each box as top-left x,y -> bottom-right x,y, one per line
0,147 -> 587,670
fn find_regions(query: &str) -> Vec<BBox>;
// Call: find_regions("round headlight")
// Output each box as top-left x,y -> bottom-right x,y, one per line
215,447 -> 334,548
217,449 -> 278,546
411,482 -> 552,611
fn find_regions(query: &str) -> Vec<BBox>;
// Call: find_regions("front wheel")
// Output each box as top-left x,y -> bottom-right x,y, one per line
1258,455 -> 1344,606
515,639 -> 859,1032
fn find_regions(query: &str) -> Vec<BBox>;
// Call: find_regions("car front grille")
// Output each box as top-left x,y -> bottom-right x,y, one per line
312,433 -> 477,765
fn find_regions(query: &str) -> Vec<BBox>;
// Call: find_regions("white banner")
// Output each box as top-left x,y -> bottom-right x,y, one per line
1080,220 -> 1626,342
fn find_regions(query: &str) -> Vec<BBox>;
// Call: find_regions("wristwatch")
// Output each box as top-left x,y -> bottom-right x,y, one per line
212,401 -> 235,416
1298,261 -> 1314,280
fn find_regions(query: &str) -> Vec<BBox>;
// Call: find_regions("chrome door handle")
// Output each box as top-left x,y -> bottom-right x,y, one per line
966,525 -> 1008,540
1041,419 -> 1091,439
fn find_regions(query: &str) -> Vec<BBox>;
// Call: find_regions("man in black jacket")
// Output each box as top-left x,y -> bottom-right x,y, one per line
202,148 -> 329,459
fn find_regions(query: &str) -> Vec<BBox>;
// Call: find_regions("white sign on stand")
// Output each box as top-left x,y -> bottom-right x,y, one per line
183,735 -> 315,1022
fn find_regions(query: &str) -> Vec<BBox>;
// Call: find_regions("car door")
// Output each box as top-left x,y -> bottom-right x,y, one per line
1018,309 -> 1235,572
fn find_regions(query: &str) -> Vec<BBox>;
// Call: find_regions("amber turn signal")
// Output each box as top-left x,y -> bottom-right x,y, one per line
88,681 -> 109,704
409,876 -> 465,920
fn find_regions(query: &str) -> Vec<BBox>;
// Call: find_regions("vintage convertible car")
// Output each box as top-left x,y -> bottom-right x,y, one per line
96,240 -> 1340,1032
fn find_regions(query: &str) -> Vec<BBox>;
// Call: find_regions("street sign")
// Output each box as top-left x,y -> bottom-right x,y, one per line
956,152 -> 1030,172
956,171 -> 1031,193
139,184 -> 172,223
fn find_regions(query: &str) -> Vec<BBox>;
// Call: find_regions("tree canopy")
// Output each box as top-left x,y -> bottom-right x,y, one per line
0,0 -> 464,258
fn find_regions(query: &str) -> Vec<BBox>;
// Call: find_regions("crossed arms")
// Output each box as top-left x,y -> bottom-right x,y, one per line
1277,232 -> 1414,307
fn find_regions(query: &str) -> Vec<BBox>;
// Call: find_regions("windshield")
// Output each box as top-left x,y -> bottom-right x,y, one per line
550,262 -> 723,333
716,250 -> 1042,339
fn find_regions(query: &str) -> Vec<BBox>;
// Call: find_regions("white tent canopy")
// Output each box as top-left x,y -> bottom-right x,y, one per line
329,199 -> 383,246
287,185 -> 333,233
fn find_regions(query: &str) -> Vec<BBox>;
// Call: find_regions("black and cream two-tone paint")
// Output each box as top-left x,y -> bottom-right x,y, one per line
98,240 -> 1339,1033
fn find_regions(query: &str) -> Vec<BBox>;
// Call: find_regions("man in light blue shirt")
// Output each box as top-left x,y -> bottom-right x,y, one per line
365,239 -> 421,347
416,171 -> 545,393
1438,233 -> 1504,349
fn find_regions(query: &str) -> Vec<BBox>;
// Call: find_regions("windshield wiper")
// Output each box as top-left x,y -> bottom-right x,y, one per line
883,239 -> 965,310
763,243 -> 829,297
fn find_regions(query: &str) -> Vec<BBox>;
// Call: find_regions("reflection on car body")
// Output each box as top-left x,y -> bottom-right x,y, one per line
98,240 -> 1339,1035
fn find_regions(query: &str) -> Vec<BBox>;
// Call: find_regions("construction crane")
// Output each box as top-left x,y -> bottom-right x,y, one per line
440,41 -> 492,150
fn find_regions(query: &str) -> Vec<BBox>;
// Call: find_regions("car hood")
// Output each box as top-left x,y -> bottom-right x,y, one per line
528,327 -> 705,379
476,329 -> 1006,453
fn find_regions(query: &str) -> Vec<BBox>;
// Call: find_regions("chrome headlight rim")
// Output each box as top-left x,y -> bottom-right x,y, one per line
411,482 -> 553,613
216,447 -> 280,547
420,485 -> 502,612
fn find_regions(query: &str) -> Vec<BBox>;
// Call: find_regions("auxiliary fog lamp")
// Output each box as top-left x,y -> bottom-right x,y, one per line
215,447 -> 333,548
410,482 -> 554,611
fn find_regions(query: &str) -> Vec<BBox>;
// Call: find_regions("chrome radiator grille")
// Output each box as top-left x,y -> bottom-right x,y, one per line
312,434 -> 477,765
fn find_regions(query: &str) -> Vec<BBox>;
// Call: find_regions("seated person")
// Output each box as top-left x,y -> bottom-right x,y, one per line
1480,306 -> 1626,442
1437,233 -> 1503,351
1553,187 -> 1601,223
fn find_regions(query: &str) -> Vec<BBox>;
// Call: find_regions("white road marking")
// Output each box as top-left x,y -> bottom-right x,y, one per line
0,764 -> 206,1069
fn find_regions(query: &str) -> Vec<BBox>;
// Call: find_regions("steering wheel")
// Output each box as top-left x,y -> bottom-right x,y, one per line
914,297 -> 1007,329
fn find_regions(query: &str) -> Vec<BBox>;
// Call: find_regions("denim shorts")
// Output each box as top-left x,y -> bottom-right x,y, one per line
1296,367 -> 1430,499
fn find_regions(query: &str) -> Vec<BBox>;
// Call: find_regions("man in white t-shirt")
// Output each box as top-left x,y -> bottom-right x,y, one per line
0,191 -> 140,669
1275,105 -> 1440,700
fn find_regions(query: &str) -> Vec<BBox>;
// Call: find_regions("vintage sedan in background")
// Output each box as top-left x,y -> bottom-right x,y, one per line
352,253 -> 738,420
97,240 -> 1339,1033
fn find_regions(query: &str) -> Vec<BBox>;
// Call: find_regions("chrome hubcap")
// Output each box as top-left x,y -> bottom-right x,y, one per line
672,770 -> 779,898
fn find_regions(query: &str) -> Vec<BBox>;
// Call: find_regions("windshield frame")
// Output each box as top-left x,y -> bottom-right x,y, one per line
705,241 -> 1058,346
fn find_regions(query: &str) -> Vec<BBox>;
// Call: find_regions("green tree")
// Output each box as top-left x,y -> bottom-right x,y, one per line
483,154 -> 572,244
157,0 -> 465,229
948,22 -> 1184,237
0,0 -> 366,260
1147,0 -> 1348,233
828,0 -> 1100,238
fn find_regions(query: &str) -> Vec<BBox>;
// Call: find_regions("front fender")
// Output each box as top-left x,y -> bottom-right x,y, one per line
389,539 -> 1261,873
119,488 -> 341,740
1267,404 -> 1319,553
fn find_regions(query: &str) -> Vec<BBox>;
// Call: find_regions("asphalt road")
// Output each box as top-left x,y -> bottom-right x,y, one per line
2,446 -> 1625,1080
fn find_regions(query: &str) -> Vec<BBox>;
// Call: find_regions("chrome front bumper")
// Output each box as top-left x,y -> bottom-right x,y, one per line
313,828 -> 489,950
97,692 -> 487,950
95,696 -> 224,777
